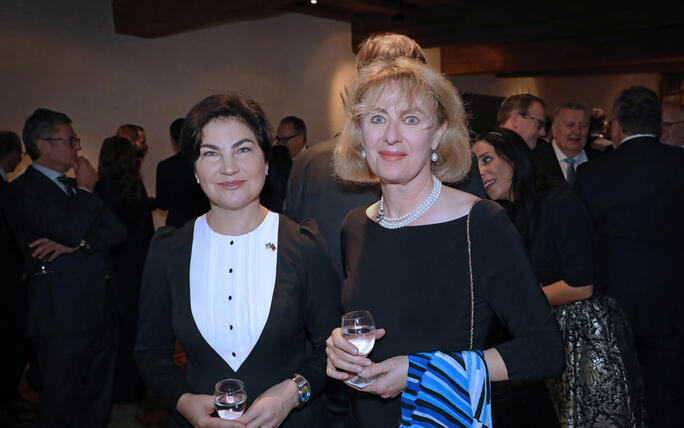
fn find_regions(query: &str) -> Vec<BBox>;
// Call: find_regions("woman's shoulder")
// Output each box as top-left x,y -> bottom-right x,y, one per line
150,220 -> 195,251
542,187 -> 588,218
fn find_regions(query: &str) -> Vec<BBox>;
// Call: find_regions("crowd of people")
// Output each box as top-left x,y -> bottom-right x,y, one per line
1,32 -> 683,428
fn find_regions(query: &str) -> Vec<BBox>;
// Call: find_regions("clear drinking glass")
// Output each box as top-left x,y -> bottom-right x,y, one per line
214,379 -> 247,420
341,310 -> 379,387
34,262 -> 53,276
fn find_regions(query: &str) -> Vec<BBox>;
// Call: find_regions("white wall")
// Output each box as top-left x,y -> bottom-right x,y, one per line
449,72 -> 661,116
0,0 -> 357,194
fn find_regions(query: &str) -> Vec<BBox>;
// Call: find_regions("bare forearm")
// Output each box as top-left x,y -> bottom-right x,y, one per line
542,280 -> 593,306
483,348 -> 508,382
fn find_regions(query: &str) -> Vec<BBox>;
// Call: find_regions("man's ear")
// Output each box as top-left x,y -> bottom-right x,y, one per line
35,138 -> 49,156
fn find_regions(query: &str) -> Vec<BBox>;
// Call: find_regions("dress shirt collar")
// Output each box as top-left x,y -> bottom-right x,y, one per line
551,140 -> 588,164
0,167 -> 7,182
31,163 -> 70,194
619,134 -> 657,146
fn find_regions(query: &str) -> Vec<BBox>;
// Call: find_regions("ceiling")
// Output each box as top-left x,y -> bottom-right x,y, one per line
112,0 -> 684,75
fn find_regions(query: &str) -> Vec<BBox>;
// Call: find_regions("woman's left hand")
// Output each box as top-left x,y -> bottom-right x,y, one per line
235,379 -> 299,428
347,355 -> 409,399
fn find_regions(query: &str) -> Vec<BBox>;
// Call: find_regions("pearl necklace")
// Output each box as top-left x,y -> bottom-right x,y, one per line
376,175 -> 442,229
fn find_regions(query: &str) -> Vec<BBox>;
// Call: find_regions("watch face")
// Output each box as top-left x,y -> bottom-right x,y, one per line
301,384 -> 311,402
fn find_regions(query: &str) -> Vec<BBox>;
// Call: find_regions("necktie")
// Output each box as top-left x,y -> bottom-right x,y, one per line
563,157 -> 577,184
57,175 -> 78,197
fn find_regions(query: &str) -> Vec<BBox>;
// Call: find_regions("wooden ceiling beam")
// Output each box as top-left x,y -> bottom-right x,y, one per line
352,4 -> 684,49
112,0 -> 296,38
441,26 -> 684,75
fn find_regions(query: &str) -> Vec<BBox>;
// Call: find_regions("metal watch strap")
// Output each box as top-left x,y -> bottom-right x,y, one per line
291,373 -> 311,407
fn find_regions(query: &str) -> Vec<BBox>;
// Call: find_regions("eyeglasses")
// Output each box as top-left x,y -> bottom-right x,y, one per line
42,136 -> 81,147
518,111 -> 545,130
662,119 -> 684,129
274,134 -> 300,144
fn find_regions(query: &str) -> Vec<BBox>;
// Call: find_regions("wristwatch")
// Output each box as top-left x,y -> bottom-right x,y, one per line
290,374 -> 311,408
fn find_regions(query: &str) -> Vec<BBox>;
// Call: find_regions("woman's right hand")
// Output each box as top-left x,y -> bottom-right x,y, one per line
177,393 -> 245,428
325,327 -> 386,380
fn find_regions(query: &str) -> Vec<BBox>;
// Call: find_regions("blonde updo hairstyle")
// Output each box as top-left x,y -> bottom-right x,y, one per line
334,57 -> 471,184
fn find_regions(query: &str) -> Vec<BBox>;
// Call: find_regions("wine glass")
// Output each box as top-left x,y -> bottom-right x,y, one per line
341,310 -> 378,387
34,261 -> 53,276
214,379 -> 247,420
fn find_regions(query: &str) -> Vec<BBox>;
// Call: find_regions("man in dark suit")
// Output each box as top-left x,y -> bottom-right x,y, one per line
4,108 -> 127,427
0,131 -> 36,425
576,86 -> 684,428
155,118 -> 210,227
533,102 -> 597,183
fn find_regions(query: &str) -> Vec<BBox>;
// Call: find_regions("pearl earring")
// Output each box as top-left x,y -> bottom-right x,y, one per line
361,149 -> 366,159
265,167 -> 269,176
431,152 -> 439,162
196,177 -> 200,184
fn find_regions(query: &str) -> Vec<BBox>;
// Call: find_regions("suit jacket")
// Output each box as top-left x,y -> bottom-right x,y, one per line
532,140 -> 599,182
575,136 -> 684,336
155,153 -> 210,227
285,138 -> 485,274
3,166 -> 127,336
134,215 -> 341,427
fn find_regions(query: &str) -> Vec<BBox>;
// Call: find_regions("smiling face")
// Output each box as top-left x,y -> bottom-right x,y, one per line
552,108 -> 589,158
358,82 -> 446,186
195,118 -> 267,213
471,140 -> 514,201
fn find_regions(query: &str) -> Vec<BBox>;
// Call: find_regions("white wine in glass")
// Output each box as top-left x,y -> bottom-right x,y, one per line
214,379 -> 247,420
341,310 -> 378,387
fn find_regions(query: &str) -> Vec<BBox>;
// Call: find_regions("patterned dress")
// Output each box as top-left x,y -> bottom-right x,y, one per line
523,189 -> 646,427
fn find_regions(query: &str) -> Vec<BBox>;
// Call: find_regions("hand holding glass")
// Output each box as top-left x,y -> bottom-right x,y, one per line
214,379 -> 247,420
341,310 -> 378,387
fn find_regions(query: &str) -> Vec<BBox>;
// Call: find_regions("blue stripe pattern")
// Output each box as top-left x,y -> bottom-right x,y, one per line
400,350 -> 491,427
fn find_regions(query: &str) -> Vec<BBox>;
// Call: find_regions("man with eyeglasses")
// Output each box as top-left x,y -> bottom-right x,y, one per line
497,93 -> 547,149
532,102 -> 596,184
661,102 -> 684,148
275,116 -> 307,159
3,108 -> 126,427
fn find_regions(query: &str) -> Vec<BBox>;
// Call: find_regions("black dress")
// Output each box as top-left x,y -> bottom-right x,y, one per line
340,200 -> 564,428
523,188 -> 645,427
95,176 -> 155,403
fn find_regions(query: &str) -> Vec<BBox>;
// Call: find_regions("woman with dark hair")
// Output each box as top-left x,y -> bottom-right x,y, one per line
134,93 -> 340,428
325,57 -> 564,428
95,136 -> 154,405
472,130 -> 645,427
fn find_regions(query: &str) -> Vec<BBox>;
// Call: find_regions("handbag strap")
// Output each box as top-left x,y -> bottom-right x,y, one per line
466,200 -> 480,350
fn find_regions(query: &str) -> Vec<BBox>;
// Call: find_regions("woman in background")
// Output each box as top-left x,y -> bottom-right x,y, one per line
472,130 -> 645,427
95,136 -> 155,405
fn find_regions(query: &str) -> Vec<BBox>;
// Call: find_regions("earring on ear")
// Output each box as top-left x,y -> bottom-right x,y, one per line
361,146 -> 366,159
196,177 -> 200,184
431,151 -> 439,162
265,167 -> 269,176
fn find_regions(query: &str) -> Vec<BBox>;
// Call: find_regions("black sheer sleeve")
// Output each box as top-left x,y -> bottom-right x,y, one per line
134,227 -> 191,426
471,201 -> 564,381
292,219 -> 342,397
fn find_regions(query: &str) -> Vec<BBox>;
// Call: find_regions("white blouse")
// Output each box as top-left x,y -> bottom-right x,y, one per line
189,211 -> 279,371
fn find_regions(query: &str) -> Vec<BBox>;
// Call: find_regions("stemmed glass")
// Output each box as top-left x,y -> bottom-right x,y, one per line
34,261 -> 53,276
341,310 -> 378,387
214,379 -> 247,420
